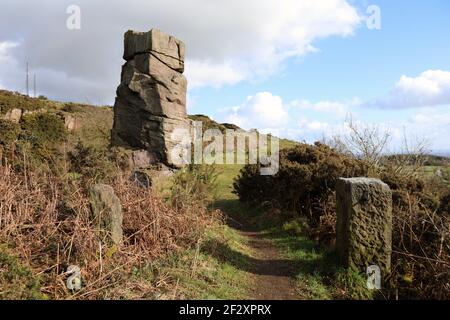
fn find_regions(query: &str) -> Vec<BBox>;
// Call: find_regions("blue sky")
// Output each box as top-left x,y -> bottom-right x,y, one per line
0,0 -> 449,152
188,0 -> 450,105
187,0 -> 450,152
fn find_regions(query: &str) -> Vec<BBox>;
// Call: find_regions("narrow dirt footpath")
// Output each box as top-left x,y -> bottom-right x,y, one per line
215,166 -> 301,300
241,229 -> 300,300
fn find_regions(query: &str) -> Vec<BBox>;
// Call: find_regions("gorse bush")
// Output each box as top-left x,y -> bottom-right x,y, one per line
17,113 -> 68,165
170,164 -> 219,210
21,113 -> 67,147
0,119 -> 20,147
0,90 -> 49,114
234,142 -> 367,226
234,141 -> 450,299
68,141 -> 116,182
0,245 -> 46,300
0,119 -> 20,164
0,113 -> 68,169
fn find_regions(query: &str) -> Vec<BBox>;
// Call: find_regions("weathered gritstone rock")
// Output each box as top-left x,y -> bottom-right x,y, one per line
123,29 -> 185,72
1,108 -> 79,131
336,177 -> 392,277
112,29 -> 190,168
2,108 -> 23,123
89,184 -> 123,246
63,114 -> 80,131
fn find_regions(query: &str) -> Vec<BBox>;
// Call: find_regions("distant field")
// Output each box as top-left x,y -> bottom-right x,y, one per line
420,165 -> 450,185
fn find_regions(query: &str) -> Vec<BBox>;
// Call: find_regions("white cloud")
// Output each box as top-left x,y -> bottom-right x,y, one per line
368,70 -> 450,109
411,110 -> 450,125
406,110 -> 450,152
298,117 -> 329,131
186,61 -> 246,89
294,116 -> 353,143
312,108 -> 450,152
290,98 -> 360,116
220,94 -> 356,140
0,41 -> 17,62
0,0 -> 361,103
0,41 -> 20,90
218,89 -> 450,152
222,92 -> 289,130
384,110 -> 450,152
184,0 -> 361,88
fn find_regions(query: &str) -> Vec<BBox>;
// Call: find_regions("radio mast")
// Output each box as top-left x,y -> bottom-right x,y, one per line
33,74 -> 36,97
26,62 -> 29,96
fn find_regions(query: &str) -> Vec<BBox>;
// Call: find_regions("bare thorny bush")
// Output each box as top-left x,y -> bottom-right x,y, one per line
325,116 -> 431,178
325,118 -> 449,299
343,116 -> 391,169
391,194 -> 450,299
0,159 -> 217,299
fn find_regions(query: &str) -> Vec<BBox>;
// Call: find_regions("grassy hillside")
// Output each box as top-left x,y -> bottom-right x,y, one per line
0,90 -> 61,113
3,90 -> 446,300
0,90 -> 301,300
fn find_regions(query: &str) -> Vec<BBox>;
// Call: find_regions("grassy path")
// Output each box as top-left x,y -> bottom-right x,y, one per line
211,164 -> 372,300
240,230 -> 299,300
213,165 -> 300,300
160,164 -> 371,300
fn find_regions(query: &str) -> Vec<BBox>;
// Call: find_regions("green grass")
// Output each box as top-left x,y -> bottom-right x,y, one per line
69,105 -> 113,150
261,223 -> 373,300
419,165 -> 450,174
419,165 -> 450,185
143,164 -> 256,300
139,224 -> 254,300
5,90 -> 361,300
213,138 -> 298,199
211,160 -> 374,300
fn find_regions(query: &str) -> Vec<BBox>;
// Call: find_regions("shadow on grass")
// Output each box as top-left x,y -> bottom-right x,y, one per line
262,228 -> 341,276
212,198 -> 277,231
202,233 -> 338,273
211,173 -> 373,299
201,238 -> 296,277
210,198 -> 342,290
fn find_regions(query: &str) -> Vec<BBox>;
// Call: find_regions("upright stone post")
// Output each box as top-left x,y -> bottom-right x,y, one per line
336,178 -> 392,277
111,29 -> 191,168
89,184 -> 123,246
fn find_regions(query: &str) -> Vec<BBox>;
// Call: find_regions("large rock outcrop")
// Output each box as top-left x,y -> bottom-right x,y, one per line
336,177 -> 393,277
111,29 -> 190,167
